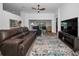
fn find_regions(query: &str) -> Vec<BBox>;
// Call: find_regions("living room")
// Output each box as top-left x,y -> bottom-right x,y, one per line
0,1 -> 79,56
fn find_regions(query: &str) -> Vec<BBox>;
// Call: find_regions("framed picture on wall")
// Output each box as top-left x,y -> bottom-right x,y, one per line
10,19 -> 17,28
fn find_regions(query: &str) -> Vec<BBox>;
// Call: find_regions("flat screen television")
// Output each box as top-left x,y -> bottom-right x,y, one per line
61,17 -> 78,37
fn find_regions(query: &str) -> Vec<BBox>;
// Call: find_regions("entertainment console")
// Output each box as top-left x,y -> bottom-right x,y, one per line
58,17 -> 79,51
58,31 -> 79,51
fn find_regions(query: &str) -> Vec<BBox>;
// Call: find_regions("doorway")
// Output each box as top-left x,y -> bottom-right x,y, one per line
56,18 -> 58,33
29,20 -> 52,35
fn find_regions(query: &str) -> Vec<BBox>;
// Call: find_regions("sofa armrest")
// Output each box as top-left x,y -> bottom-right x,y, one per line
1,39 -> 23,56
18,32 -> 36,56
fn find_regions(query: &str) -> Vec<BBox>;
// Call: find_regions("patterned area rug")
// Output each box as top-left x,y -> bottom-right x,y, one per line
29,35 -> 79,56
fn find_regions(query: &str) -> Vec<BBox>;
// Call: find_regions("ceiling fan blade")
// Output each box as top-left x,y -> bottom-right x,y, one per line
32,7 -> 36,10
39,8 -> 45,10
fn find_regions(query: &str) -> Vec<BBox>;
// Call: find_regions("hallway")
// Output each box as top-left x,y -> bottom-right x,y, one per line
28,35 -> 79,56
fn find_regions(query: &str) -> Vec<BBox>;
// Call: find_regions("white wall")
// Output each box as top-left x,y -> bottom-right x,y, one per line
1,11 -> 22,29
21,12 -> 56,33
59,3 -> 79,36
0,3 -> 4,29
0,3 -> 22,29
60,3 -> 79,20
58,8 -> 61,31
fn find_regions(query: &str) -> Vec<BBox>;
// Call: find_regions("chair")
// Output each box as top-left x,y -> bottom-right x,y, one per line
32,26 -> 41,36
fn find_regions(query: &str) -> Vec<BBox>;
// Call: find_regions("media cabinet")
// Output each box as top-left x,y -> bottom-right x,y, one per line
58,31 -> 79,51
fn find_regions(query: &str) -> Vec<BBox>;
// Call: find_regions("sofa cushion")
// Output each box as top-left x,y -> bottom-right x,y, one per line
1,38 -> 23,56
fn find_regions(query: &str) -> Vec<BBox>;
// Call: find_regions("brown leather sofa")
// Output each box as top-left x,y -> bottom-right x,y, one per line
0,27 -> 37,56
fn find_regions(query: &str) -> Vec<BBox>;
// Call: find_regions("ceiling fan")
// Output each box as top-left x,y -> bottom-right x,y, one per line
32,4 -> 46,13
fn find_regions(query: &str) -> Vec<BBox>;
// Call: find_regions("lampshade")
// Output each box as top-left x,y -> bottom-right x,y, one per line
31,22 -> 34,26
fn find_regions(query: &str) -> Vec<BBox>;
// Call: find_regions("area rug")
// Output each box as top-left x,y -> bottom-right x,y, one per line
29,35 -> 79,56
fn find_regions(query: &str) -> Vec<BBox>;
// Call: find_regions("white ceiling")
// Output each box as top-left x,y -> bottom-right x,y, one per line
3,3 -> 63,15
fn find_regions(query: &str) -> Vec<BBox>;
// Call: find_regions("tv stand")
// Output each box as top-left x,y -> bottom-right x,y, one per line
58,31 -> 79,51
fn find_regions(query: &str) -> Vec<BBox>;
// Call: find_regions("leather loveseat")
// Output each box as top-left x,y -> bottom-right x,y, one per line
0,27 -> 37,56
